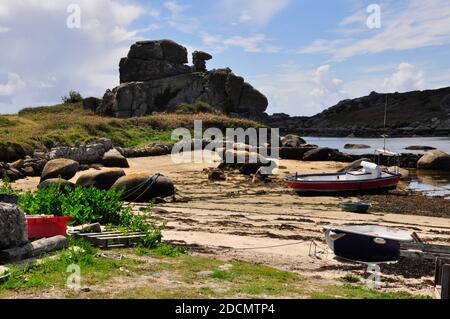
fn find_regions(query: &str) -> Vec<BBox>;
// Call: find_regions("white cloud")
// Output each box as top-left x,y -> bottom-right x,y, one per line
219,0 -> 291,26
239,11 -> 252,23
382,63 -> 425,92
251,64 -> 347,116
311,65 -> 345,98
0,0 -> 160,113
201,32 -> 280,53
300,0 -> 450,60
163,1 -> 199,33
0,73 -> 26,98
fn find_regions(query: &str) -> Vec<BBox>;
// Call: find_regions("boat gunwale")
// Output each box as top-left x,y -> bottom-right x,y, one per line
284,172 -> 401,184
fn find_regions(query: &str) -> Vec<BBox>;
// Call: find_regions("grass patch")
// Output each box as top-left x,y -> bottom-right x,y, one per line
1,103 -> 265,152
136,243 -> 187,258
341,273 -> 361,284
0,238 -> 141,294
310,284 -> 430,299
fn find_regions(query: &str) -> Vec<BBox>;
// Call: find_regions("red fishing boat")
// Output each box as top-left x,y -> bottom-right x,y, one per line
285,161 -> 401,194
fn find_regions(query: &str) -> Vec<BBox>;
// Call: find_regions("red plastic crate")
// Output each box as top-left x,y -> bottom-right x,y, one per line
26,216 -> 72,240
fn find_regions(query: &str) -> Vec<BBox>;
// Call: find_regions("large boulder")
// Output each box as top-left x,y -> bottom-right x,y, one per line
102,149 -> 129,168
0,203 -> 28,250
38,178 -> 76,190
128,40 -> 188,64
417,150 -> 450,171
112,173 -> 175,202
76,168 -> 126,190
120,40 -> 190,83
281,135 -> 307,148
40,159 -> 80,182
303,147 -> 352,162
0,143 -> 27,163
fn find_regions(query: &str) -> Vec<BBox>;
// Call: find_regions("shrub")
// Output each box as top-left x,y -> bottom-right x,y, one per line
62,90 -> 83,104
0,177 -> 15,195
174,101 -> 220,114
18,184 -> 164,248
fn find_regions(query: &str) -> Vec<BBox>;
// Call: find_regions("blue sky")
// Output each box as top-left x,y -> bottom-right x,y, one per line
1,0 -> 450,116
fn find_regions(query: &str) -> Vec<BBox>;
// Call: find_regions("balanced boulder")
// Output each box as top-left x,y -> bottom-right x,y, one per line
40,159 -> 79,182
417,150 -> 450,171
102,149 -> 129,168
112,173 -> 175,202
76,168 -> 126,190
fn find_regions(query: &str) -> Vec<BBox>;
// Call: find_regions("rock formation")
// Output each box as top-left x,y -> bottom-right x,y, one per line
0,203 -> 28,250
96,40 -> 268,119
266,88 -> 450,137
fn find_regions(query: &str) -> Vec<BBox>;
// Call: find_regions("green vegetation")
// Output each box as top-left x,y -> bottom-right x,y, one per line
311,284 -> 430,300
0,238 -> 138,294
0,116 -> 15,127
136,243 -> 187,258
62,90 -> 83,104
18,184 -> 163,248
0,241 -> 429,299
341,273 -> 361,284
1,102 -> 264,153
0,177 -> 15,195
174,101 -> 220,114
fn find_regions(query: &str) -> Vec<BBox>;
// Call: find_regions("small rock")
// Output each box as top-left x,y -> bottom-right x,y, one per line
405,145 -> 437,151
344,144 -> 371,150
208,169 -> 226,181
218,264 -> 233,271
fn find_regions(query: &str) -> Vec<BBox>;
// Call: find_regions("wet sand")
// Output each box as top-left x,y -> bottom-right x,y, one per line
11,151 -> 450,296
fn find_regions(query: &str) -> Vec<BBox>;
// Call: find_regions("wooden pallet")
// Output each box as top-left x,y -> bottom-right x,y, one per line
73,230 -> 147,249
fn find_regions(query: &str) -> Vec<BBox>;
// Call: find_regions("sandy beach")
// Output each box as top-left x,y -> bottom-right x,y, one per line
11,151 -> 450,296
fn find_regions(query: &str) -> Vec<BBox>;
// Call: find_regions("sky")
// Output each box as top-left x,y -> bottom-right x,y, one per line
1,0 -> 450,116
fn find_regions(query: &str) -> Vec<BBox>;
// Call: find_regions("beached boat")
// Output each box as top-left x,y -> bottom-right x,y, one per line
324,225 -> 413,264
340,201 -> 371,214
284,161 -> 400,194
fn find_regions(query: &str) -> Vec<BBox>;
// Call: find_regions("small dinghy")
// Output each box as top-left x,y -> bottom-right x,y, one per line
340,201 -> 371,214
325,225 -> 413,264
285,161 -> 400,194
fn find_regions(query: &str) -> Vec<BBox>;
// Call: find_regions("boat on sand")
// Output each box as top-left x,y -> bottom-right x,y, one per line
324,225 -> 413,264
285,161 -> 400,194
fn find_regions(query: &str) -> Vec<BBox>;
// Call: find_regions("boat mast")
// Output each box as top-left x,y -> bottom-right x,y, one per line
383,94 -> 388,152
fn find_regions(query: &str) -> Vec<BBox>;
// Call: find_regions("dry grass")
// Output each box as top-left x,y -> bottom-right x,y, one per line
0,103 -> 265,153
